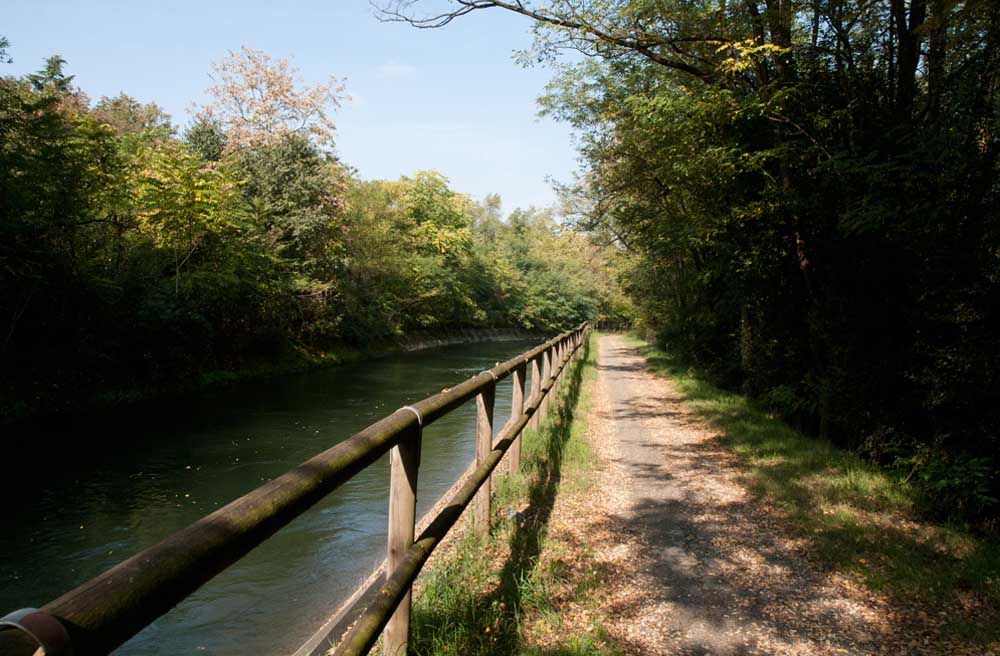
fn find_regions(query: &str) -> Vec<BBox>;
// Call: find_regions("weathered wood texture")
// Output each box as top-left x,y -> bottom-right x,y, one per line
539,347 -> 553,419
508,363 -> 527,472
383,424 -> 421,656
475,380 -> 496,532
528,356 -> 542,431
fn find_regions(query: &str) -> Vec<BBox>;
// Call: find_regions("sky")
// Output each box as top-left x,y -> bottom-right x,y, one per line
3,0 -> 581,212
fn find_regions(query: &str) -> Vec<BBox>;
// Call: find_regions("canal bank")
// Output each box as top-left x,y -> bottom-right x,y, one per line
1,328 -> 551,428
1,336 -> 551,655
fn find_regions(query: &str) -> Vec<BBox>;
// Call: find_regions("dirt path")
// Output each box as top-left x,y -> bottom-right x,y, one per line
586,335 -> 889,655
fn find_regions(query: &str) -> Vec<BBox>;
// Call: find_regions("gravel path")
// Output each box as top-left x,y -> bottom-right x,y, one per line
587,335 -> 889,655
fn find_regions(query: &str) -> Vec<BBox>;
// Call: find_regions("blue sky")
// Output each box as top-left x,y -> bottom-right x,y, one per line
3,1 -> 580,212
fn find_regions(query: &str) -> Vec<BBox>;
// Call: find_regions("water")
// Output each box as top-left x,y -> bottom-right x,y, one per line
0,338 -> 540,655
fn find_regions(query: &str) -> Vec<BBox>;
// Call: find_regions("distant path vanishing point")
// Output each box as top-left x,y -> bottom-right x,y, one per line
586,334 -> 888,655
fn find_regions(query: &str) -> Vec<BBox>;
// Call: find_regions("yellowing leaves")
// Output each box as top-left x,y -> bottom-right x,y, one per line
717,39 -> 790,75
129,139 -> 242,253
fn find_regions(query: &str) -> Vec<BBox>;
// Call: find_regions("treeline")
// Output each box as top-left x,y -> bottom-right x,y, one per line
380,0 -> 1000,522
0,47 -> 628,418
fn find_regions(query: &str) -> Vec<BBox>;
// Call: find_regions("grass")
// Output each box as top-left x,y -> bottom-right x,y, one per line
626,335 -> 1000,647
404,334 -> 621,656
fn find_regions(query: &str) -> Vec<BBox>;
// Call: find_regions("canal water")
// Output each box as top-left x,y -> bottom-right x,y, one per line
0,337 -> 541,655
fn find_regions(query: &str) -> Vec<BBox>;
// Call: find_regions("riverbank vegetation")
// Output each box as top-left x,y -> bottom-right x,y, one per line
379,0 -> 1000,525
0,46 -> 629,420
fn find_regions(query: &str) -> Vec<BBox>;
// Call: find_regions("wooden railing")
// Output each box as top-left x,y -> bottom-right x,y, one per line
0,323 -> 590,656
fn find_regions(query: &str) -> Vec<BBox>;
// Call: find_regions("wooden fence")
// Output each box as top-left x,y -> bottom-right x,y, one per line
0,323 -> 590,656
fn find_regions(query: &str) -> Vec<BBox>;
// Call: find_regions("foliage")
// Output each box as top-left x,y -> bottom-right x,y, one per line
92,93 -> 174,137
381,0 -> 1000,523
0,36 -> 12,64
183,118 -> 227,161
0,52 -> 623,420
194,46 -> 346,152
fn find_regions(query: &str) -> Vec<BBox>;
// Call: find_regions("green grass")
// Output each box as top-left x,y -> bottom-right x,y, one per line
406,334 -> 621,656
627,336 -> 1000,645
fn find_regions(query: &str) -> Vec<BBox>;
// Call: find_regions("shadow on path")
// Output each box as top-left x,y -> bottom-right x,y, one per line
409,339 -> 630,655
584,337 -> 884,655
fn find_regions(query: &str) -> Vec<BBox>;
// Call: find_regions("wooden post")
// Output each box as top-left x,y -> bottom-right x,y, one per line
539,347 -> 553,421
528,355 -> 542,432
475,380 -> 496,533
509,363 -> 526,472
554,341 -> 564,393
383,422 -> 421,656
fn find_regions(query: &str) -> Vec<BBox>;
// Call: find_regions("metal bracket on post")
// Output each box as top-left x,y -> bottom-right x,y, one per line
0,608 -> 73,656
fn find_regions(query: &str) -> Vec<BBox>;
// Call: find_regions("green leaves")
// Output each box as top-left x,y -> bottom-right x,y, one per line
0,50 -> 623,425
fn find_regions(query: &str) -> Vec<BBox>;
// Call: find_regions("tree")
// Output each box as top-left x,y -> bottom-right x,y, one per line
184,118 -> 227,161
195,46 -> 347,152
28,55 -> 75,94
92,93 -> 173,136
376,0 -> 735,81
129,138 -> 243,295
378,0 -> 1000,518
236,133 -> 346,270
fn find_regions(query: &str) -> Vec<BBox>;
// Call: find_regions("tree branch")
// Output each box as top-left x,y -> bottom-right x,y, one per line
373,0 -> 716,82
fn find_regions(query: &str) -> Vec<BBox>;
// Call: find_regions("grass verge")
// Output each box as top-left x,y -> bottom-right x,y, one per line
406,334 -> 621,656
627,336 -> 1000,648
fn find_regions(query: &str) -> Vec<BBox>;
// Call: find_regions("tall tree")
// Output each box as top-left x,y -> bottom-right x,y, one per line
92,93 -> 173,136
378,0 -> 1000,517
194,46 -> 346,152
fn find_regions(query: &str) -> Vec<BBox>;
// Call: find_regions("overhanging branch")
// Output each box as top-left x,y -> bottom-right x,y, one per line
373,0 -> 717,82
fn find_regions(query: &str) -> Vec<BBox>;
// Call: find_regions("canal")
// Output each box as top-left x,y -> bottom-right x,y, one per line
0,337 -> 541,655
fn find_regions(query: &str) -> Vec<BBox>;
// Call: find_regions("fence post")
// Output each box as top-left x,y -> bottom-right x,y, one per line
528,355 -> 542,432
539,346 -> 553,421
384,420 -> 421,656
555,340 -> 565,392
509,362 -> 526,472
475,378 -> 496,533
552,342 -> 560,395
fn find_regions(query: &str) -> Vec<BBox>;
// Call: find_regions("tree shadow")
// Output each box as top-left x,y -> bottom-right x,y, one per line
408,338 -> 631,655
618,338 -> 1000,651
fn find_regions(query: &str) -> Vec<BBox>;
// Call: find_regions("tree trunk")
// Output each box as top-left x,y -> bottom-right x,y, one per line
891,0 -> 927,118
926,0 -> 947,120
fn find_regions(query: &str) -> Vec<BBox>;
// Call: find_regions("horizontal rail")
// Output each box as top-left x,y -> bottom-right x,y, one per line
0,322 -> 588,656
331,329 -> 586,656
